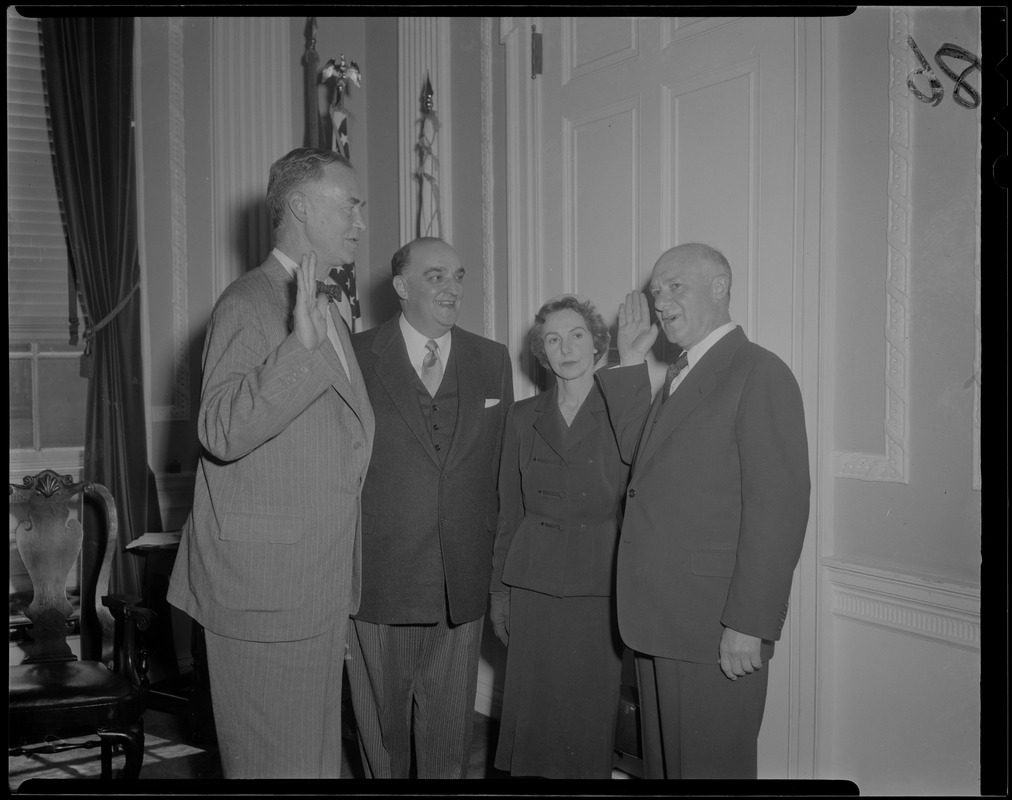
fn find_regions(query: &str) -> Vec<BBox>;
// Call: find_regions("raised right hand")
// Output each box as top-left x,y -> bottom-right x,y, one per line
616,291 -> 658,365
293,251 -> 329,351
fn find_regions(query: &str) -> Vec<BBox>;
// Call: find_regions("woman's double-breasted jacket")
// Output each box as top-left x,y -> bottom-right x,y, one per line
491,381 -> 631,597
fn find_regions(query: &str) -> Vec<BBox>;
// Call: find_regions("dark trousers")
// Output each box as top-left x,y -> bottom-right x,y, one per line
347,614 -> 483,778
636,652 -> 769,779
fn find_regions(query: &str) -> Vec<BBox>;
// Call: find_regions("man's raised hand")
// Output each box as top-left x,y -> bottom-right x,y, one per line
616,291 -> 658,366
294,251 -> 329,351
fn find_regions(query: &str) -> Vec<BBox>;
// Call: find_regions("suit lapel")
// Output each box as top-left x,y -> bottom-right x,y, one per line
565,383 -> 606,451
372,318 -> 441,466
442,329 -> 483,467
327,304 -> 375,425
634,327 -> 746,472
532,386 -> 567,460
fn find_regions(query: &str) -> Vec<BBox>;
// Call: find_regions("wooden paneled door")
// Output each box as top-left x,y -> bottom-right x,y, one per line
500,15 -> 823,778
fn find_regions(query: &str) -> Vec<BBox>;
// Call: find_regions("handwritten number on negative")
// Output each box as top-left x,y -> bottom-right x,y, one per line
907,36 -> 944,106
907,37 -> 981,110
933,43 -> 981,109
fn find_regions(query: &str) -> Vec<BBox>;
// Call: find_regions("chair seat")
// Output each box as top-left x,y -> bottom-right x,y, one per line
9,660 -> 144,743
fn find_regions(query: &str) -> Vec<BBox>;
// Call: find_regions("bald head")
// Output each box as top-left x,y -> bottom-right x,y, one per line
392,237 -> 465,338
648,243 -> 733,350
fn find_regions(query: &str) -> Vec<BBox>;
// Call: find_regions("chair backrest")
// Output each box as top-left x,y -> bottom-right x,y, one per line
9,469 -> 117,665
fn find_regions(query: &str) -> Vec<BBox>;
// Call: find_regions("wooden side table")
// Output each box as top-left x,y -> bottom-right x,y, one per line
126,533 -> 216,748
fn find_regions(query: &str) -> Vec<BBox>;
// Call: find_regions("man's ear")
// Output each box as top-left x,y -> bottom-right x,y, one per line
288,192 -> 309,223
392,274 -> 409,301
712,273 -> 730,301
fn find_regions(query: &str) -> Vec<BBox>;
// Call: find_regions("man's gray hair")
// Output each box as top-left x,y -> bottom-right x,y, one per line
266,148 -> 353,231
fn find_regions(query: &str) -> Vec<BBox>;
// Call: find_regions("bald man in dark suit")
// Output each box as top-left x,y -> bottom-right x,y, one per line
597,243 -> 810,779
347,237 -> 513,778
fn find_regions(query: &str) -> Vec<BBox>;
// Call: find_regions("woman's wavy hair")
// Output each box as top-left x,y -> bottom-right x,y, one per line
528,295 -> 611,370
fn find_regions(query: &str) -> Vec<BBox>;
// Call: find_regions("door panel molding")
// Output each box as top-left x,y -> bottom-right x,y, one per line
831,7 -> 911,484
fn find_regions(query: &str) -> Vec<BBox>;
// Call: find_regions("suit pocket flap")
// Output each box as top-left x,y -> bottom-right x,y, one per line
690,548 -> 737,577
219,512 -> 302,544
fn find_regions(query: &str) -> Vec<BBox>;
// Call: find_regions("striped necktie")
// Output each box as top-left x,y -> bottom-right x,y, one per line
661,352 -> 689,403
421,339 -> 443,396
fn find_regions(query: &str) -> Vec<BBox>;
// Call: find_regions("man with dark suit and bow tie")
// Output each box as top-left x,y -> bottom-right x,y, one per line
168,148 -> 374,778
347,237 -> 513,778
596,242 -> 810,780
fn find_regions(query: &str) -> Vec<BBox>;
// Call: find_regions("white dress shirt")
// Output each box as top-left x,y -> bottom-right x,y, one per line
399,314 -> 452,382
667,320 -> 737,397
273,248 -> 350,378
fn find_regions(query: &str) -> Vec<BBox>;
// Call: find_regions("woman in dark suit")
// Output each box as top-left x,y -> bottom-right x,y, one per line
489,295 -> 630,779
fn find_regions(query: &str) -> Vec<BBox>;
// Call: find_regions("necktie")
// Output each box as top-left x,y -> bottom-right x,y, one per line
661,352 -> 689,403
421,339 -> 443,396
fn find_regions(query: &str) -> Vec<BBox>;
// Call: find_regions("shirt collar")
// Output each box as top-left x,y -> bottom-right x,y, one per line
399,314 -> 452,366
271,248 -> 339,284
272,248 -> 298,276
684,321 -> 736,368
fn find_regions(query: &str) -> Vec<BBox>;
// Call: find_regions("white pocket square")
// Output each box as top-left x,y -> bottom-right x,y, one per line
484,398 -> 500,408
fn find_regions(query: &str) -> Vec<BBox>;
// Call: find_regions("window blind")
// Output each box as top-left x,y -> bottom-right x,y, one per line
7,11 -> 74,343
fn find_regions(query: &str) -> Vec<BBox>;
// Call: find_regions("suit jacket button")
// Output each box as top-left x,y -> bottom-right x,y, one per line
628,488 -> 636,498
353,442 -> 362,449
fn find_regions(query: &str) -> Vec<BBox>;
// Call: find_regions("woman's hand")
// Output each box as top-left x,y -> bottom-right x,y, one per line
490,591 -> 511,646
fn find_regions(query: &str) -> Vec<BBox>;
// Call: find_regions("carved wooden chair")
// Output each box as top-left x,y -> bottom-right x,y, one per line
9,469 -> 156,780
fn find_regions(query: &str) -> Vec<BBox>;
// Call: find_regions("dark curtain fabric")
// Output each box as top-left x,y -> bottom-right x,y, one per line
40,17 -> 146,612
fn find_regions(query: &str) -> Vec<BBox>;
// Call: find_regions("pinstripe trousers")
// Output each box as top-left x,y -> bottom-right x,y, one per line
347,615 -> 483,779
203,619 -> 349,779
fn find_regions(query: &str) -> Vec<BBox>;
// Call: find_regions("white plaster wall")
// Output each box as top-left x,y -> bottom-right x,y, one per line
826,617 -> 980,795
819,7 -> 981,794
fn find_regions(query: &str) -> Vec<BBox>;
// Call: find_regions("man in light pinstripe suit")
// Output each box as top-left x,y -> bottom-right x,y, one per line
168,148 -> 374,779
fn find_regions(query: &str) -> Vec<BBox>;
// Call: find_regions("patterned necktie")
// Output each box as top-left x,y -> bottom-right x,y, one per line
662,352 -> 689,403
421,339 -> 443,396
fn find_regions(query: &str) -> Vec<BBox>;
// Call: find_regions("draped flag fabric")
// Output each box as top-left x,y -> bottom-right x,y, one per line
331,105 -> 350,160
328,265 -> 360,331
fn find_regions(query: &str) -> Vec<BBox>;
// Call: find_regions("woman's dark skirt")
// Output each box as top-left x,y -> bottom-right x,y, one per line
493,587 -> 624,779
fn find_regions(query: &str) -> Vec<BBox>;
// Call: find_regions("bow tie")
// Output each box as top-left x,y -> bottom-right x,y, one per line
316,281 -> 343,304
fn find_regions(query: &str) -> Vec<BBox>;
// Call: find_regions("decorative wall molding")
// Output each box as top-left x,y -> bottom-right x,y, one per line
824,556 -> 980,652
501,16 -> 541,399
397,18 -> 452,247
972,106 -> 981,491
480,17 -> 496,341
832,7 -> 912,483
210,18 -> 292,300
153,17 -> 191,423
